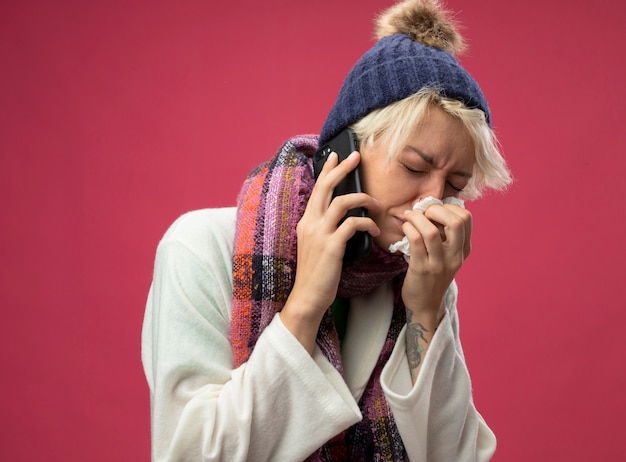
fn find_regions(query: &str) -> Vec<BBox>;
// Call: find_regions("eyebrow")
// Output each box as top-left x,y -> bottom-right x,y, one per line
407,146 -> 473,178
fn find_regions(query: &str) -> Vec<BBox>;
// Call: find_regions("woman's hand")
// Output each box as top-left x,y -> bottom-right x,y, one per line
279,151 -> 381,353
401,203 -> 472,381
402,203 -> 472,315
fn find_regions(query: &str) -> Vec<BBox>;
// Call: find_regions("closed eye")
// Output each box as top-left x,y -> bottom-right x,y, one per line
447,181 -> 464,192
403,163 -> 466,192
403,164 -> 426,175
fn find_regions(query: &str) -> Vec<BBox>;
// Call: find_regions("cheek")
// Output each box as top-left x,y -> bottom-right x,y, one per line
359,148 -> 390,195
361,153 -> 421,210
369,181 -> 417,210
362,168 -> 402,204
368,204 -> 406,250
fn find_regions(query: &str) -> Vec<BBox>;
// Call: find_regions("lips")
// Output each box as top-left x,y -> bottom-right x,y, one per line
388,216 -> 407,242
394,216 -> 407,227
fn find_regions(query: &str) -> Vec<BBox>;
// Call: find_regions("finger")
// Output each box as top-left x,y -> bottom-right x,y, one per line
310,194 -> 381,244
432,204 -> 471,242
336,215 -> 381,241
309,151 -> 340,210
326,192 -> 380,223
311,151 -> 361,202
403,211 -> 444,262
309,151 -> 373,224
424,205 -> 469,258
446,205 -> 472,259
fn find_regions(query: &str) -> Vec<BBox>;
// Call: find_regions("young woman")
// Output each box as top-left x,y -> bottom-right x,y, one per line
142,1 -> 512,460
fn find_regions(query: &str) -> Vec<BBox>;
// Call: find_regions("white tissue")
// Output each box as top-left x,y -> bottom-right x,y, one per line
388,196 -> 465,261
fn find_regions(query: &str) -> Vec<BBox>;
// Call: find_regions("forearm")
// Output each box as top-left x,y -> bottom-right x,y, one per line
405,299 -> 445,383
382,305 -> 497,461
279,295 -> 326,355
151,315 -> 361,461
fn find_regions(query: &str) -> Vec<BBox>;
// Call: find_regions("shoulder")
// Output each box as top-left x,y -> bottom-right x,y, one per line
159,207 -> 237,262
143,209 -> 238,388
152,208 -> 237,292
162,207 -> 237,243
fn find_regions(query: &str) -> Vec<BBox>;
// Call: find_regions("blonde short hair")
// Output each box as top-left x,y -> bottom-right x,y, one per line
350,88 -> 512,199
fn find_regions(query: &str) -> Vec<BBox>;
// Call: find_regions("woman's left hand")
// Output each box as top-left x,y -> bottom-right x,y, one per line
401,203 -> 472,322
401,202 -> 472,381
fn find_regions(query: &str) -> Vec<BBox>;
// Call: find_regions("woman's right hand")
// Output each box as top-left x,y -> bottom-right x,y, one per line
279,151 -> 381,353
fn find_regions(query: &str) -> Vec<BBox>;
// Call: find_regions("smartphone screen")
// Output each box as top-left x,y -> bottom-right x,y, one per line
313,129 -> 372,264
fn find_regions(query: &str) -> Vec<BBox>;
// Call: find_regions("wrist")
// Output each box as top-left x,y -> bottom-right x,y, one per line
404,297 -> 446,330
279,298 -> 326,355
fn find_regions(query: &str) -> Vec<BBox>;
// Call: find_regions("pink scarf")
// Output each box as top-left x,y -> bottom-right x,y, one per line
230,135 -> 409,460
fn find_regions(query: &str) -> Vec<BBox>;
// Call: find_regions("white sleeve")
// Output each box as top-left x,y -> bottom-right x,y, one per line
380,282 -> 497,462
141,209 -> 361,462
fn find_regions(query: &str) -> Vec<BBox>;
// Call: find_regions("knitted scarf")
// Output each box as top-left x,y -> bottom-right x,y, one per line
230,135 -> 410,461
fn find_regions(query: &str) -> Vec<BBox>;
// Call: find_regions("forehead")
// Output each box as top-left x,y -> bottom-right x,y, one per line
403,106 -> 475,165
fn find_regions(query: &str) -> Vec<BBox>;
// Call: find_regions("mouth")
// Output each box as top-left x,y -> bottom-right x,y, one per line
394,216 -> 407,227
391,216 -> 407,240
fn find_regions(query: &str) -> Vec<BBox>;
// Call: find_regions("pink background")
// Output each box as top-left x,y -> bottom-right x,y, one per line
1,0 -> 625,460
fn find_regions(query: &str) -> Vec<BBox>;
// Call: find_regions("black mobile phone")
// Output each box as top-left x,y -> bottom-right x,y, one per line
313,128 -> 372,265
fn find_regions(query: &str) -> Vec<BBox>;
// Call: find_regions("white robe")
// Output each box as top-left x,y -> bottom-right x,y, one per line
141,207 -> 496,461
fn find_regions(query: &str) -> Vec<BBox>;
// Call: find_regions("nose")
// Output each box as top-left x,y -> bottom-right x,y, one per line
415,176 -> 446,202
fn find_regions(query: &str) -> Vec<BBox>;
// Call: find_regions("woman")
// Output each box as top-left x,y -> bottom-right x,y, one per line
142,0 -> 512,460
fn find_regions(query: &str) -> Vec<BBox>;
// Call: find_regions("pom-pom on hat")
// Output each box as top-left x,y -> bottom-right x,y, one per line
319,0 -> 491,146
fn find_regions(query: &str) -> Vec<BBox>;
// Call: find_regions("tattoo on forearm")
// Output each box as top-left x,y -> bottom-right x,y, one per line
406,309 -> 429,378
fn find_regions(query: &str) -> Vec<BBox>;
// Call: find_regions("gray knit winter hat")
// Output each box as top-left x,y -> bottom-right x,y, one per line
319,0 -> 491,146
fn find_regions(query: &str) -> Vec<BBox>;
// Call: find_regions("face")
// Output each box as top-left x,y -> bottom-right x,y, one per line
359,105 -> 475,251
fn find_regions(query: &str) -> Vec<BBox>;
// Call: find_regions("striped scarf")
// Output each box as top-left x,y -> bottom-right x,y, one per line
230,135 -> 409,461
